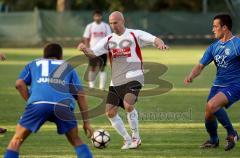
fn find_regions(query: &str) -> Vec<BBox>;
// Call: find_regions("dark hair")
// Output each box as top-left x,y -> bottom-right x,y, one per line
93,9 -> 102,16
214,14 -> 232,31
43,43 -> 62,59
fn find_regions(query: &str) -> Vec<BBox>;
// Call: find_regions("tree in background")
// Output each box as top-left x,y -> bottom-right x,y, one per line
0,0 -> 229,12
56,0 -> 70,12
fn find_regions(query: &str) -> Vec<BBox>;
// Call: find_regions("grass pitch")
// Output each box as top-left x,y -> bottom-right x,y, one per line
1,46 -> 240,158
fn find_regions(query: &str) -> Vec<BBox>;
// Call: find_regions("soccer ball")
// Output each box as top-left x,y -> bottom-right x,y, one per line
91,129 -> 110,149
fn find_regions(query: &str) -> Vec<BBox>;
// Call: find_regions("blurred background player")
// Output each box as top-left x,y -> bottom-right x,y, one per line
82,10 -> 111,90
3,43 -> 93,158
0,53 -> 7,134
184,14 -> 240,151
78,11 -> 168,150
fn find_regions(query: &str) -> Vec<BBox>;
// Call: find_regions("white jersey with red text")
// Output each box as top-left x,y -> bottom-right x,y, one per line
83,21 -> 111,48
92,28 -> 156,86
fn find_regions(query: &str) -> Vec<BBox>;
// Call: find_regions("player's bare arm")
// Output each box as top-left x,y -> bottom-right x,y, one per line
77,43 -> 97,58
15,79 -> 29,101
184,64 -> 205,85
154,37 -> 169,50
77,90 -> 93,138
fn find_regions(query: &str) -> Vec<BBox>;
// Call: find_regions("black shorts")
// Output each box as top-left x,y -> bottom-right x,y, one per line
89,54 -> 107,68
106,81 -> 142,109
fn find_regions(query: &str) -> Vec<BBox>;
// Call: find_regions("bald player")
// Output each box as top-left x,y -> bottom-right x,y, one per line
78,11 -> 168,149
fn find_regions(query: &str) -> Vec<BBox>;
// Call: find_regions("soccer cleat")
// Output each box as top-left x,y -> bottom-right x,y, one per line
200,139 -> 219,149
0,128 -> 7,134
121,140 -> 131,150
224,132 -> 239,151
129,137 -> 141,149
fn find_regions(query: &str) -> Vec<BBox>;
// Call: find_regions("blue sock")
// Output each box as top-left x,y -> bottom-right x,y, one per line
214,108 -> 235,136
75,144 -> 93,158
205,119 -> 219,143
4,150 -> 19,158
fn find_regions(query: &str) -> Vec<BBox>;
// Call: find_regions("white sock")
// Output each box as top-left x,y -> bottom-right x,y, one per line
109,114 -> 131,142
127,109 -> 140,139
88,71 -> 96,88
99,71 -> 107,90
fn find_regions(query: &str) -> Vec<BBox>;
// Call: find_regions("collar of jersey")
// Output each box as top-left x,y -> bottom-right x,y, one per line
218,36 -> 235,45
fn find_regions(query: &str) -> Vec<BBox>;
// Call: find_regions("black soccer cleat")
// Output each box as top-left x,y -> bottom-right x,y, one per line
224,132 -> 239,151
200,139 -> 219,149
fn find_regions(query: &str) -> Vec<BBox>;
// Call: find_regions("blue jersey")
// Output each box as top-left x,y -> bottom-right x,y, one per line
200,36 -> 240,86
18,58 -> 83,109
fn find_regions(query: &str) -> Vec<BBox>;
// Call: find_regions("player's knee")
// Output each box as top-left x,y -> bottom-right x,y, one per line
106,110 -> 117,118
123,101 -> 134,112
124,105 -> 134,112
205,110 -> 214,120
206,102 -> 217,114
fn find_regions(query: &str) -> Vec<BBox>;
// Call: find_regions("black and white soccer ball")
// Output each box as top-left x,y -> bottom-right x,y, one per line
91,129 -> 110,149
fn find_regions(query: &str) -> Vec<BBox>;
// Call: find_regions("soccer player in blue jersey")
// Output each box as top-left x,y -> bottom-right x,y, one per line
184,14 -> 240,151
3,43 -> 93,158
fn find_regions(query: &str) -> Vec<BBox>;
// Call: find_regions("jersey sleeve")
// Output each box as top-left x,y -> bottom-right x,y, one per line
18,63 -> 32,85
91,36 -> 110,56
135,30 -> 156,47
200,45 -> 214,66
83,24 -> 91,38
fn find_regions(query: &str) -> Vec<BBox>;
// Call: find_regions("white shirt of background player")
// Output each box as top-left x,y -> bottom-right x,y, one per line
83,22 -> 111,49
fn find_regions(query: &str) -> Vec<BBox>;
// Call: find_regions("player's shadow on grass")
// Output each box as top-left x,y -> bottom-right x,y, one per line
51,55 -> 173,120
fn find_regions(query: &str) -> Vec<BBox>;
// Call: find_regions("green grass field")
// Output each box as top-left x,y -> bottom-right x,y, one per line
1,46 -> 240,158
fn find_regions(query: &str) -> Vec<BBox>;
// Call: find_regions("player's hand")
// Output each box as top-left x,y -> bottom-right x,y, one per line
77,43 -> 87,52
83,121 -> 93,138
184,76 -> 193,86
154,38 -> 169,50
0,53 -> 6,61
157,44 -> 169,50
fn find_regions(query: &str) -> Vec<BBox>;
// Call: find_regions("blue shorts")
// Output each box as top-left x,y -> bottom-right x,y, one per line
207,85 -> 240,108
19,103 -> 77,134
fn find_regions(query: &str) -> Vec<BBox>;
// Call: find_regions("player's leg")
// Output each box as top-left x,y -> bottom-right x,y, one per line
106,87 -> 132,149
201,86 -> 220,149
4,103 -> 51,157
99,54 -> 107,90
4,124 -> 31,158
124,93 -> 141,149
65,127 -> 92,158
53,105 -> 92,158
204,91 -> 238,151
123,81 -> 142,149
106,103 -> 132,149
88,59 -> 98,88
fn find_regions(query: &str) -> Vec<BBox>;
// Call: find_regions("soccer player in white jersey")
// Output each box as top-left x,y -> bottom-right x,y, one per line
78,11 -> 168,149
82,10 -> 111,90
